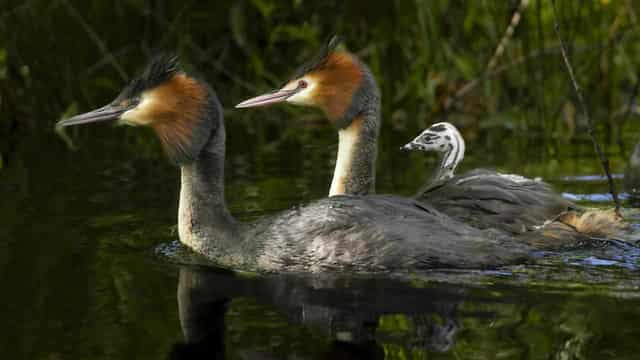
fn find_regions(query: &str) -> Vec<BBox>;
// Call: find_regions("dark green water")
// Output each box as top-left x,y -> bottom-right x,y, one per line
4,1 -> 640,359
3,118 -> 640,359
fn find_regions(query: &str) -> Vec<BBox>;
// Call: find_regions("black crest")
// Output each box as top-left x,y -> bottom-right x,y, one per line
289,35 -> 343,81
115,54 -> 181,102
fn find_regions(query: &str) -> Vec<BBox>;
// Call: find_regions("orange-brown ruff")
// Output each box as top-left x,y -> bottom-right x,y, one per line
141,74 -> 208,162
307,52 -> 363,122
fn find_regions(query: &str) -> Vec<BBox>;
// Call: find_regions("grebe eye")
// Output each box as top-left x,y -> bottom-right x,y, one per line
298,80 -> 308,89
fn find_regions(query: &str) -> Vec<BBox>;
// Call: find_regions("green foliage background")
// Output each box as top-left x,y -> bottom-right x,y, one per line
2,0 -> 639,141
2,1 -> 640,359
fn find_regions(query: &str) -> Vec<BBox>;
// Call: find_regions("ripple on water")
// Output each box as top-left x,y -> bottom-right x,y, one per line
152,235 -> 640,299
559,174 -> 625,182
154,240 -> 220,267
562,192 -> 631,202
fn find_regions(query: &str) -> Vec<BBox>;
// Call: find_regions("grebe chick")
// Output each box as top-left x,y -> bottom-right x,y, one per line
237,37 -> 625,239
59,55 -> 540,272
403,122 -> 624,236
401,122 -> 466,183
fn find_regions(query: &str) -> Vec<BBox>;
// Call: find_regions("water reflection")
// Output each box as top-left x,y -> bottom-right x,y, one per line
167,260 -> 640,359
171,266 -> 470,359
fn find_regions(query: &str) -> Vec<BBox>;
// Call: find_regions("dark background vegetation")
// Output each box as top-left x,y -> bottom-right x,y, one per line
2,0 -> 640,160
3,1 -> 640,359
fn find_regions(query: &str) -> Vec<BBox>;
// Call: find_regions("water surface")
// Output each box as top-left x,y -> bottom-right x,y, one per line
3,119 -> 640,359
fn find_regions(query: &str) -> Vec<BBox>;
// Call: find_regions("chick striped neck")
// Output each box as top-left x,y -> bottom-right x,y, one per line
413,123 -> 466,183
433,137 -> 464,182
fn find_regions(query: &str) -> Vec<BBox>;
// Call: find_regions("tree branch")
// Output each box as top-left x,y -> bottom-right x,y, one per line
550,0 -> 621,213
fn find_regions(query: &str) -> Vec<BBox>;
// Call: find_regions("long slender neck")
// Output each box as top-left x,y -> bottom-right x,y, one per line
430,132 -> 464,183
329,112 -> 379,196
432,150 -> 456,182
329,72 -> 380,196
177,118 -> 241,260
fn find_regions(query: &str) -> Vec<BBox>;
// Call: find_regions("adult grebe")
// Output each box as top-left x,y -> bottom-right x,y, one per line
58,55 -> 542,272
402,122 -> 574,234
236,37 -> 625,238
236,36 -> 378,196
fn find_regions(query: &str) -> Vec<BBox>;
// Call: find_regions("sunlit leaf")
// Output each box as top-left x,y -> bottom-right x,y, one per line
250,0 -> 276,18
19,65 -> 30,79
55,102 -> 79,150
230,1 -> 247,49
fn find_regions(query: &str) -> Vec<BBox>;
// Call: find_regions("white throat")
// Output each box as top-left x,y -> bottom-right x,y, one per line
329,125 -> 360,196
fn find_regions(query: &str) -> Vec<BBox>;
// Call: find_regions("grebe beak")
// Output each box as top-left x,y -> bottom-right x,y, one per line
235,87 -> 301,108
400,142 -> 417,151
57,103 -> 133,127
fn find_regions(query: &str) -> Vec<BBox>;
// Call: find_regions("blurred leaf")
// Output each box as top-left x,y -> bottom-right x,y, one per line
563,101 -> 577,139
269,23 -> 318,44
19,65 -> 30,79
378,314 -> 413,333
449,52 -> 477,79
230,1 -> 247,49
89,214 -> 139,228
54,102 -> 79,150
250,0 -> 276,18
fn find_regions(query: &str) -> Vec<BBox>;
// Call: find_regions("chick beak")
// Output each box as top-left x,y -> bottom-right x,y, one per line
400,142 -> 417,152
57,103 -> 132,127
235,87 -> 300,108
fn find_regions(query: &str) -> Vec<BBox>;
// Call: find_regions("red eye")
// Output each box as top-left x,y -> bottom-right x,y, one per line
298,80 -> 308,89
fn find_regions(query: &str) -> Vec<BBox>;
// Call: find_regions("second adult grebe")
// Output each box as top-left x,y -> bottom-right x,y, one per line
236,37 -> 625,239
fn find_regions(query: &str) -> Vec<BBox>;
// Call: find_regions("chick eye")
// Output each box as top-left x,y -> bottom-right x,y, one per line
298,80 -> 308,89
